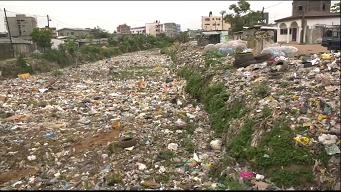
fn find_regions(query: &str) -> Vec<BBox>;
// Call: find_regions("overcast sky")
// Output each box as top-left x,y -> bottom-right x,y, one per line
0,1 -> 339,33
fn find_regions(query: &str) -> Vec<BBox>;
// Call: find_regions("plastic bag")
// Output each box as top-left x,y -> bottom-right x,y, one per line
221,40 -> 248,53
215,43 -> 224,49
217,47 -> 234,56
202,44 -> 218,55
261,45 -> 298,58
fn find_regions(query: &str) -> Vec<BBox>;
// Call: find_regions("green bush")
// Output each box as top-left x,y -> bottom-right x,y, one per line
41,49 -> 71,67
17,54 -> 34,74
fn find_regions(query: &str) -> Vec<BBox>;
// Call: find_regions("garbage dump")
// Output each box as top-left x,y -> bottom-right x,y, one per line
172,42 -> 341,191
0,41 -> 340,191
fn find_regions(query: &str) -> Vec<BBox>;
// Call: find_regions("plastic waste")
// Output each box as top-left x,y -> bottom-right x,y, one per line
202,44 -> 218,55
240,171 -> 254,178
261,45 -> 298,58
45,133 -> 55,138
167,143 -> 178,151
217,47 -> 234,56
210,139 -> 222,150
294,136 -> 310,146
325,144 -> 340,155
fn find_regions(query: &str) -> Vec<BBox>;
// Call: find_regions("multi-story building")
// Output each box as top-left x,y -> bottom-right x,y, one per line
130,26 -> 146,34
176,24 -> 181,35
292,0 -> 331,16
163,23 -> 177,38
5,14 -> 37,39
117,24 -> 131,34
201,11 -> 231,31
39,26 -> 57,38
57,28 -> 91,39
145,21 -> 163,37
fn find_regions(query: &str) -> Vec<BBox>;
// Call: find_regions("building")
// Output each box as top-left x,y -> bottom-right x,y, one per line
57,28 -> 91,39
201,11 -> 231,31
292,0 -> 331,16
5,14 -> 37,39
176,24 -> 181,35
163,23 -> 177,38
117,24 -> 131,34
275,0 -> 340,44
39,26 -> 57,38
145,21 -> 163,36
130,26 -> 146,34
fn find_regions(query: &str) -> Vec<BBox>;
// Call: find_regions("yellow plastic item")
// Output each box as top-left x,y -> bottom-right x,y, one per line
155,66 -> 162,71
19,73 -> 30,79
311,86 -> 316,89
317,115 -> 327,121
294,136 -> 310,146
292,95 -> 299,100
321,53 -> 332,60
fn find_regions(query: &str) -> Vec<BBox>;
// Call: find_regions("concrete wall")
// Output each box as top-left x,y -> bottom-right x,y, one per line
292,0 -> 331,16
57,29 -> 91,38
51,39 -> 65,49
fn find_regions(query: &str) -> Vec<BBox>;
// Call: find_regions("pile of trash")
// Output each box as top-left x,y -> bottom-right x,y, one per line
0,50 -> 225,190
173,42 -> 341,190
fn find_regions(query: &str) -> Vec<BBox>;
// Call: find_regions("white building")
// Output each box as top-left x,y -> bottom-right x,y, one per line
275,11 -> 340,44
145,21 -> 163,37
130,26 -> 146,34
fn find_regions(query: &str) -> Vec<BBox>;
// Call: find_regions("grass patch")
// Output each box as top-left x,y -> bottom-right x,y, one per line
269,169 -> 313,188
279,81 -> 290,88
253,82 -> 270,97
262,107 -> 273,118
204,50 -> 224,68
17,54 -> 34,74
159,150 -> 175,160
181,137 -> 195,153
52,70 -> 63,76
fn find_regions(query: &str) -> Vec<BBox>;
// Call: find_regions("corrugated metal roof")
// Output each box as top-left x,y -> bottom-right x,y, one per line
0,38 -> 31,44
202,31 -> 220,35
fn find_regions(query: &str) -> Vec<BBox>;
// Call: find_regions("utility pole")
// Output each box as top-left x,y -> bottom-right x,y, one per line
47,15 -> 51,28
4,8 -> 15,57
261,7 -> 265,24
300,5 -> 305,44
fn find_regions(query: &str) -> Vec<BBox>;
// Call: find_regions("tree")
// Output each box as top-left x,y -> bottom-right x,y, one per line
223,0 -> 263,32
220,10 -> 227,30
93,26 -> 110,38
331,2 -> 340,13
87,35 -> 94,45
30,28 -> 53,50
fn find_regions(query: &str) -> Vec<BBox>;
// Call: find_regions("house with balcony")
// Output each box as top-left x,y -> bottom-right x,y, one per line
145,21 -> 163,37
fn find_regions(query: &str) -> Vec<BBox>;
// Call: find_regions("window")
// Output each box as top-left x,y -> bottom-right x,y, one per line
67,32 -> 69,35
71,32 -> 74,35
205,23 -> 210,25
22,25 -> 25,27
217,24 -> 220,26
280,29 -> 288,35
322,4 -> 325,10
298,6 -> 303,10
289,28 -> 292,34
60,32 -> 64,36
212,18 -> 215,20
205,18 -> 210,21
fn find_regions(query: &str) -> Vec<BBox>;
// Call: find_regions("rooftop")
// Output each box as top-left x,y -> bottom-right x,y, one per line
131,26 -> 145,30
57,28 -> 90,32
0,38 -> 31,44
275,11 -> 340,22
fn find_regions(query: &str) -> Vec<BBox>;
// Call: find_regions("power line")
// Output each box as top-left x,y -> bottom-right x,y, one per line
264,1 -> 286,10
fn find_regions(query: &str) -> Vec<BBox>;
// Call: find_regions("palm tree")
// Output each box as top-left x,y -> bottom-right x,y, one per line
220,10 -> 226,30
